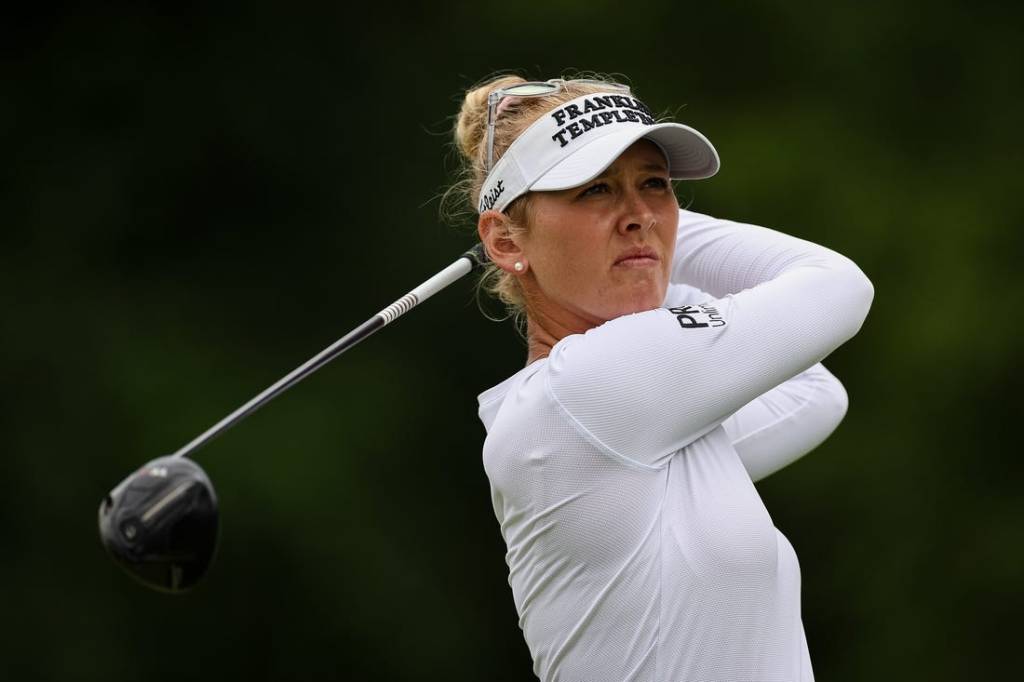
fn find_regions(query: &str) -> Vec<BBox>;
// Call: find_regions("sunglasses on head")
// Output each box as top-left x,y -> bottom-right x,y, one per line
485,78 -> 631,172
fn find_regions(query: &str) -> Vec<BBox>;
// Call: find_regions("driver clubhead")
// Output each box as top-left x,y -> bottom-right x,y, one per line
98,455 -> 219,593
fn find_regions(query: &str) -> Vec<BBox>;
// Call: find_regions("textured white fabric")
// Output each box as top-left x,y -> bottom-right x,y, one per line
477,208 -> 874,682
478,92 -> 718,213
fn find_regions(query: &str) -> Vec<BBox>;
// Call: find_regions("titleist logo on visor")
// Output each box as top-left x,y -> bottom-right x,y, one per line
479,180 -> 505,212
549,95 -> 656,147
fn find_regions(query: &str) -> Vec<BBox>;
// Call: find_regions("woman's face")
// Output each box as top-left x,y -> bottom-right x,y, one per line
518,139 -> 680,329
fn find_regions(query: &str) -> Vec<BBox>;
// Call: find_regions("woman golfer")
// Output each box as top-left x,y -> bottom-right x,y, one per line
455,75 -> 873,682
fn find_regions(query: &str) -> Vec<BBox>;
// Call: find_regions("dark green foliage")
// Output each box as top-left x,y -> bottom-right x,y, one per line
2,2 -> 1021,680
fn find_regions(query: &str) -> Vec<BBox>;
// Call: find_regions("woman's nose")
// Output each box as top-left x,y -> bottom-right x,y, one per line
618,193 -> 656,234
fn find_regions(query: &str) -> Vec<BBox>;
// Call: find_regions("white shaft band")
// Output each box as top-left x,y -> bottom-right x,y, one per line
377,256 -> 473,325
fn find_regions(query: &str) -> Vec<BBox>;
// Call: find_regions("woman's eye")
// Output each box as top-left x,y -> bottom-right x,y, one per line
578,177 -> 668,198
579,183 -> 608,197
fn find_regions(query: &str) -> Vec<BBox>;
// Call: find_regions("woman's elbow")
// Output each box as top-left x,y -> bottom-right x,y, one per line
798,368 -> 849,455
832,257 -> 875,338
852,264 -> 875,322
824,370 -> 849,426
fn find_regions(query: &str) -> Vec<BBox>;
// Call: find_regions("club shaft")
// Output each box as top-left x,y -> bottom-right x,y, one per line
171,244 -> 488,460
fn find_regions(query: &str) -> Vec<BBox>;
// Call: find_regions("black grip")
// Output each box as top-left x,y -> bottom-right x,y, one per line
462,243 -> 490,271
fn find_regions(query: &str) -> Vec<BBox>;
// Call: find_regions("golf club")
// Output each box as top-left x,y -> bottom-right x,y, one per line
99,243 -> 490,593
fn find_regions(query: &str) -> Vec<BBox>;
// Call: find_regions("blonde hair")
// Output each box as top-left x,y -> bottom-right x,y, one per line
443,72 -> 631,322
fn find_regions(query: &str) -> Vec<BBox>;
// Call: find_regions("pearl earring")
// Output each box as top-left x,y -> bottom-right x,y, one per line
514,262 -> 525,272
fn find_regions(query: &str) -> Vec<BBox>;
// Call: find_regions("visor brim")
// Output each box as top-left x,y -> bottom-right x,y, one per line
529,122 -> 719,192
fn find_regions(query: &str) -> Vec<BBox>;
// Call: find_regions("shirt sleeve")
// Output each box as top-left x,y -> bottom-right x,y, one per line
721,362 -> 849,482
544,208 -> 874,469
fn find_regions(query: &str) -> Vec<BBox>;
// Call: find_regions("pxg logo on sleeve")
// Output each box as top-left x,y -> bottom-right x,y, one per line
669,303 -> 726,330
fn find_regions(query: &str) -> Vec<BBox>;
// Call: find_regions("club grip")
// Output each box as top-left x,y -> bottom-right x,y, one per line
462,243 -> 490,271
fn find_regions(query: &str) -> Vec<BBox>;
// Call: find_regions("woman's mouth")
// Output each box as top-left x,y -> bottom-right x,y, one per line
614,248 -> 660,267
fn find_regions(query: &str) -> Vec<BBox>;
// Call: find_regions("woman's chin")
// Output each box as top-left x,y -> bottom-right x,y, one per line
606,290 -> 666,319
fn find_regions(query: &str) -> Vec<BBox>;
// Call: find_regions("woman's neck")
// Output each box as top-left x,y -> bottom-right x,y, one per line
525,322 -> 557,365
524,308 -> 601,365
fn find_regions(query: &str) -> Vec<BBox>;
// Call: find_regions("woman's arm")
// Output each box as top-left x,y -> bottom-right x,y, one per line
722,362 -> 848,482
662,285 -> 849,479
545,208 -> 873,469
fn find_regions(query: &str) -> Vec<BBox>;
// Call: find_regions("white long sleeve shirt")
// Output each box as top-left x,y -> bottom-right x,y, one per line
477,208 -> 874,682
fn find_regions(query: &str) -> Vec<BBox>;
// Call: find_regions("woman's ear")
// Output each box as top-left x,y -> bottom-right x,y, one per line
478,210 -> 525,274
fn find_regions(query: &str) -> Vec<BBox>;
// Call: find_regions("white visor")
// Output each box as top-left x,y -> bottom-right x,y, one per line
478,91 -> 719,214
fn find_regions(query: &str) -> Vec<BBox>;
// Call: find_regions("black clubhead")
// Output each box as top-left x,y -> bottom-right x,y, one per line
98,455 -> 219,593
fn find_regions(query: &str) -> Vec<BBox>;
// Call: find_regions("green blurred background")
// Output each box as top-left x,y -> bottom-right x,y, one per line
3,1 -> 1021,680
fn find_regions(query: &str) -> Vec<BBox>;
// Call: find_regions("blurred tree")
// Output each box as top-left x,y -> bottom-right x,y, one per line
1,1 -> 1020,680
